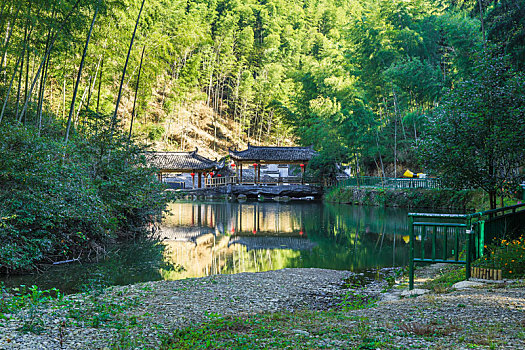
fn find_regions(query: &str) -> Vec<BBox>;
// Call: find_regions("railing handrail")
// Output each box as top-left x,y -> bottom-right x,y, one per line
473,202 -> 525,218
408,213 -> 470,219
336,176 -> 443,190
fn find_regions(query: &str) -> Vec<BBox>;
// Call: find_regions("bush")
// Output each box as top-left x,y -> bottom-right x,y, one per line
472,235 -> 525,278
0,121 -> 167,273
325,187 -> 479,210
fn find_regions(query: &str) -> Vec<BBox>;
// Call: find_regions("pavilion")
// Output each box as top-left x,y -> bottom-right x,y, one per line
146,148 -> 218,188
228,144 -> 317,184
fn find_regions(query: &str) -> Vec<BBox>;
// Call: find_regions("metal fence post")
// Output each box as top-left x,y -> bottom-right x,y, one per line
409,215 -> 414,290
466,223 -> 472,280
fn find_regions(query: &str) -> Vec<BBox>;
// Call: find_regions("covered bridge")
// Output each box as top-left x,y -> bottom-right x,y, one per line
228,144 -> 317,184
146,148 -> 218,188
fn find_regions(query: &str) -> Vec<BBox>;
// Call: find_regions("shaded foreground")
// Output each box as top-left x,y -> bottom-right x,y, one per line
0,268 -> 523,349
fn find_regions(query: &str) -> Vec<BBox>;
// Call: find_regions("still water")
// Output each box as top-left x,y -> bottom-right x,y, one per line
2,201 -> 422,293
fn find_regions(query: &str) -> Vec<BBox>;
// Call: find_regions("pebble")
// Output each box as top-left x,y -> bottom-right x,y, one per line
401,288 -> 430,297
452,281 -> 485,289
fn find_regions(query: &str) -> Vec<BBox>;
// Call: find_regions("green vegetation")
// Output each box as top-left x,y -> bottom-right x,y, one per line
0,120 -> 167,272
419,54 -> 525,209
325,187 -> 483,210
0,0 -> 523,268
422,267 -> 466,293
473,235 -> 525,278
161,312 -> 382,350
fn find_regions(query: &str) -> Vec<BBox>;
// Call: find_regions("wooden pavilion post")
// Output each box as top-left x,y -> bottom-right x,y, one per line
240,163 -> 243,184
198,172 -> 202,188
253,163 -> 257,185
300,163 -> 305,185
258,164 -> 261,184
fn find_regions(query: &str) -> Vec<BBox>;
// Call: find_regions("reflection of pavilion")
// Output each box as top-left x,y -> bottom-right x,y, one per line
160,226 -> 215,244
229,236 -> 316,251
164,202 -> 306,237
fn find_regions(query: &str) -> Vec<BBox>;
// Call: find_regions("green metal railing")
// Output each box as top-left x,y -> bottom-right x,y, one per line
337,176 -> 442,190
408,203 -> 525,289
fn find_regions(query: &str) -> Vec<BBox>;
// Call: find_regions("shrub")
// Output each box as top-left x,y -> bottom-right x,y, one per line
473,235 -> 525,278
0,121 -> 167,273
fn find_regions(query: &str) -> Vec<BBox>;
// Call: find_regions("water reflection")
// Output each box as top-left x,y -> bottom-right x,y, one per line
158,201 -> 412,280
1,201 -> 419,292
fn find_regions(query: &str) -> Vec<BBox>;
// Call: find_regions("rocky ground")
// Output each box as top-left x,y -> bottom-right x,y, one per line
0,267 -> 523,349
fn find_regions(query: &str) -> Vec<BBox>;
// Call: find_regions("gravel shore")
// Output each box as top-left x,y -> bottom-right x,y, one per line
0,267 -> 523,349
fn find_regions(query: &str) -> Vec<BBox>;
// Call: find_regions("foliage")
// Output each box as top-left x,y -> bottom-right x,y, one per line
419,54 -> 525,209
486,0 -> 525,70
338,291 -> 377,311
325,187 -> 481,210
0,0 -> 487,174
421,267 -> 466,293
161,311 -> 381,350
473,235 -> 525,278
0,284 -> 62,314
0,118 -> 167,272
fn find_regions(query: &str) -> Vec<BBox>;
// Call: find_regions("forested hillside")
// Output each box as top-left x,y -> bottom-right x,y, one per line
0,0 -> 524,270
2,0 -> 522,164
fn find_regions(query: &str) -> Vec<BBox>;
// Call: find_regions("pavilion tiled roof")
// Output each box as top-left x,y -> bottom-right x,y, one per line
160,226 -> 215,242
146,149 -> 218,171
228,236 -> 317,251
229,144 -> 316,162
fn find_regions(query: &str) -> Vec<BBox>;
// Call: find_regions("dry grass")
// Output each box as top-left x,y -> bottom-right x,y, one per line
399,321 -> 461,336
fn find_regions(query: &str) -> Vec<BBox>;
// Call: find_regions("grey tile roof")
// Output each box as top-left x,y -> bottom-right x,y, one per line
160,226 -> 215,242
146,149 -> 217,171
229,144 -> 316,162
228,236 -> 317,251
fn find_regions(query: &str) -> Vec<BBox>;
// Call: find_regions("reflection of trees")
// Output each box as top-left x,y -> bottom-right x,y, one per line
160,234 -> 301,280
3,240 -> 171,293
299,204 -> 411,270
160,201 -> 413,279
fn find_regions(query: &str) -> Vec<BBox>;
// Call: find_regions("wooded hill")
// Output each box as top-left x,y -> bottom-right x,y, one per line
0,0 -> 523,165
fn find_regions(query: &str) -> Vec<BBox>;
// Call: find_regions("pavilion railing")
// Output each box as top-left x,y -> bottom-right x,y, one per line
204,176 -> 237,187
205,176 -> 320,187
337,176 -> 442,190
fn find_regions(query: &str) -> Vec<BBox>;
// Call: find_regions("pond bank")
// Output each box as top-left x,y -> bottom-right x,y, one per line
325,187 -> 486,210
1,267 -> 523,349
172,184 -> 323,200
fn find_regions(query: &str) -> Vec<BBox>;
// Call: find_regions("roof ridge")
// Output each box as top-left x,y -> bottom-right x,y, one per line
242,145 -> 313,150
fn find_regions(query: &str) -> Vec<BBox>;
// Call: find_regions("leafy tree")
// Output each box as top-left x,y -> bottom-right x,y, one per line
419,54 -> 525,209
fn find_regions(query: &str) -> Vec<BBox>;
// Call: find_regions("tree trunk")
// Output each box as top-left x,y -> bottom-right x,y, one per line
0,2 -> 21,79
37,21 -> 54,133
96,56 -> 104,113
0,53 -> 21,124
37,51 -> 51,135
129,44 -> 145,140
14,17 -> 28,119
478,0 -> 486,50
18,0 -> 82,124
65,2 -> 98,144
111,0 -> 146,136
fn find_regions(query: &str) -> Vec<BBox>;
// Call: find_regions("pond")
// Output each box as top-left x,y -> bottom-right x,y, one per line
0,201 -> 446,293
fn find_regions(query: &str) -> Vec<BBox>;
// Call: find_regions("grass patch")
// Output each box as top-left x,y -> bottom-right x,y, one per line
160,310 -> 386,349
422,267 -> 466,293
